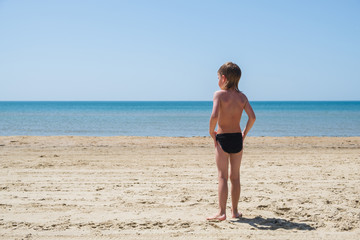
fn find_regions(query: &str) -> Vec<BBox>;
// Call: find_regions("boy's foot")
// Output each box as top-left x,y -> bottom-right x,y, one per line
231,212 -> 243,218
206,213 -> 226,221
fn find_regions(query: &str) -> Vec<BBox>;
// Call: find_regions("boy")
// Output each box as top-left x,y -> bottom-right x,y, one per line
207,62 -> 256,221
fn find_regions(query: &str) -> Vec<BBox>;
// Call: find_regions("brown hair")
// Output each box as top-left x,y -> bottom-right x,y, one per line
218,62 -> 241,91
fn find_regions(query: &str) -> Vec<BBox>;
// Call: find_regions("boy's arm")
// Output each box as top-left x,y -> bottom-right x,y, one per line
209,91 -> 220,147
242,97 -> 256,141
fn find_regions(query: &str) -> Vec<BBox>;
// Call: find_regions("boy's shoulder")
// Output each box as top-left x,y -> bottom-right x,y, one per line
213,90 -> 247,98
213,90 -> 226,99
214,90 -> 226,95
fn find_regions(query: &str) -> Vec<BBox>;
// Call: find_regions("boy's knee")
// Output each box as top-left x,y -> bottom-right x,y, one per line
218,174 -> 228,182
229,174 -> 240,182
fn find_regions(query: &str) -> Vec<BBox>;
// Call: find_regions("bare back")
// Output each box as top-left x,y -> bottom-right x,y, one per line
216,90 -> 247,134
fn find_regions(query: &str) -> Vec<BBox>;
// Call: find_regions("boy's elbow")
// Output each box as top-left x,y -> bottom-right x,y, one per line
210,113 -> 218,120
251,114 -> 256,122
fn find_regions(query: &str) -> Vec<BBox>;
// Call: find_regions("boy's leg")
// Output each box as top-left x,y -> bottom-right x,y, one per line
229,151 -> 243,218
207,143 -> 229,221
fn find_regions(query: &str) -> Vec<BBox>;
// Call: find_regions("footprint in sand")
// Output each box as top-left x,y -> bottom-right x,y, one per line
257,204 -> 269,210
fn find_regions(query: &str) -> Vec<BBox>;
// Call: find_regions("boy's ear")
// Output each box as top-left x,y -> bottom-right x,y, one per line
221,75 -> 227,82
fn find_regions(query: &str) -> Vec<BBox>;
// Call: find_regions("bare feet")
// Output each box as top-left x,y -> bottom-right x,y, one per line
231,211 -> 243,218
206,213 -> 226,221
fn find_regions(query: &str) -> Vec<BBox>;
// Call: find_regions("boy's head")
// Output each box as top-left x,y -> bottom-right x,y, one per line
217,62 -> 241,91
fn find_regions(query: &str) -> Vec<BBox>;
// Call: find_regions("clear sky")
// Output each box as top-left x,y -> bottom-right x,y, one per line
0,0 -> 359,101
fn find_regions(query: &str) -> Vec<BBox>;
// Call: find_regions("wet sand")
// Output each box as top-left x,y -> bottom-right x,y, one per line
0,136 -> 359,239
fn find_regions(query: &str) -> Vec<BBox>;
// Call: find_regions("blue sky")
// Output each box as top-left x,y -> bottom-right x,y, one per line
0,0 -> 359,101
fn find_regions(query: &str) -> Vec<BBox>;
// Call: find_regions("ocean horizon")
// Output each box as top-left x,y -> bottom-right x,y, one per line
0,101 -> 359,137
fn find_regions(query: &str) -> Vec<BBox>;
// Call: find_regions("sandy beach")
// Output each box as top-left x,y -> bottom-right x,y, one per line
0,136 -> 359,239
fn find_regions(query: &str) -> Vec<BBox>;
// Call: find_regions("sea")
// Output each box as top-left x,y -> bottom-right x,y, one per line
0,101 -> 359,137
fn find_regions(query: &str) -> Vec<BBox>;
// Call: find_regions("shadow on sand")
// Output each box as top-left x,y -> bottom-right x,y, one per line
230,216 -> 315,231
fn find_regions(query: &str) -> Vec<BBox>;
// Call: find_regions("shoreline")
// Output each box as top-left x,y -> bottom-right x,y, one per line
1,136 -> 359,239
1,101 -> 359,138
1,135 -> 360,138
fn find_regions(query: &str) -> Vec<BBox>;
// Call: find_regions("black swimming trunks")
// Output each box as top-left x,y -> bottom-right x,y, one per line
216,132 -> 243,154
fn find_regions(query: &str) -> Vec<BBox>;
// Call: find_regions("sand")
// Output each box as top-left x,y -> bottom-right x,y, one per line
0,136 -> 359,239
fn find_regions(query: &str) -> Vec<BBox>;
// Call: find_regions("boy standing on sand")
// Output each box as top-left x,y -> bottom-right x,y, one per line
208,62 -> 256,221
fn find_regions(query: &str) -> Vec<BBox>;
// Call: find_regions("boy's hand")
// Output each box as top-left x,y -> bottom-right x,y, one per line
210,131 -> 217,147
